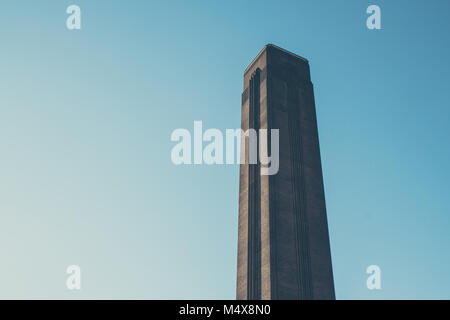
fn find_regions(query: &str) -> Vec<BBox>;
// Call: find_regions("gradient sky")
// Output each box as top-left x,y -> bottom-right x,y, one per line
1,0 -> 449,299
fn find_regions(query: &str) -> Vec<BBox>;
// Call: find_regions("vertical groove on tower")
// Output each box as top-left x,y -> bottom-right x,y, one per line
247,68 -> 261,300
266,66 -> 278,300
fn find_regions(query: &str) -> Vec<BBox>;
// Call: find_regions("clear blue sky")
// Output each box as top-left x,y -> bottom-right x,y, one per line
1,0 -> 449,299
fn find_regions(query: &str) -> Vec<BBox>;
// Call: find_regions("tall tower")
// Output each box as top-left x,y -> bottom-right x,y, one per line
236,44 -> 335,300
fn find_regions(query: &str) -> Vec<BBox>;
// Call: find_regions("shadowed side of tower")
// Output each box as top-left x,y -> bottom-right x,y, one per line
236,44 -> 335,300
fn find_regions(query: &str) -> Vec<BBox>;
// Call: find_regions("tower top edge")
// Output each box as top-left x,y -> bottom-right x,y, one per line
244,44 -> 309,75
